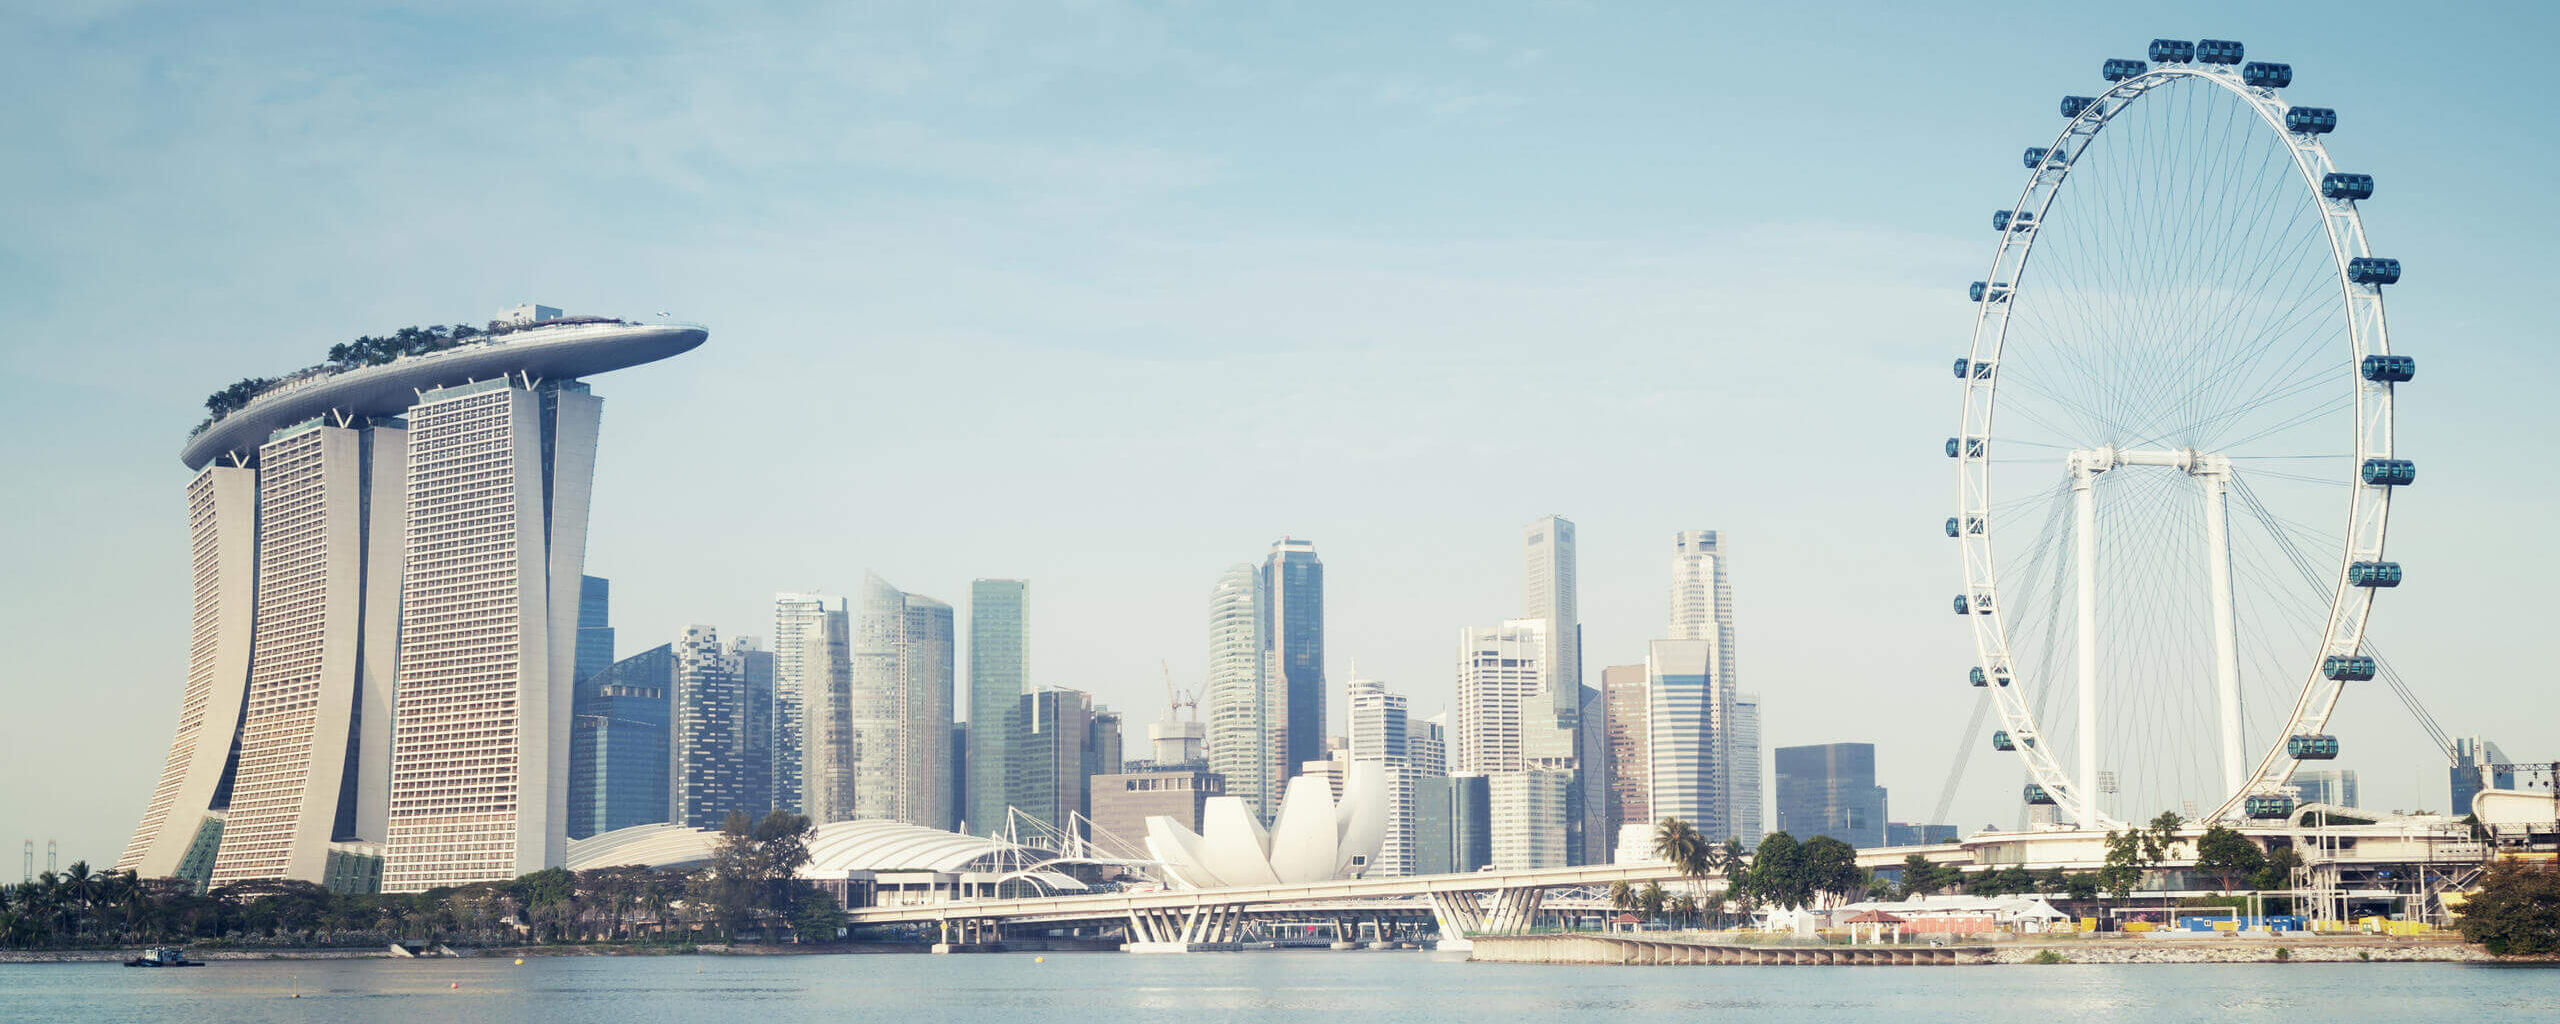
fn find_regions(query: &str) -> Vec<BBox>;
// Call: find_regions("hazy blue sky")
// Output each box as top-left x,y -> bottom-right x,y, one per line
5,1 -> 2556,865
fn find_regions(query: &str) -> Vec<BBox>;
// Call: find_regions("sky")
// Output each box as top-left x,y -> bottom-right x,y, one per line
4,1 -> 2557,868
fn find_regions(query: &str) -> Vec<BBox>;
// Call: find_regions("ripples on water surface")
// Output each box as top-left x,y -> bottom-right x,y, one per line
4,951 -> 2554,1023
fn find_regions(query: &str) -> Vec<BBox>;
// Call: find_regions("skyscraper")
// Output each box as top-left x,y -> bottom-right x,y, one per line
1206,563 -> 1278,820
1452,619 -> 1548,774
1645,640 -> 1722,841
906,594 -> 957,830
2290,769 -> 2359,809
576,576 -> 614,687
850,573 -> 955,827
382,375 -> 600,891
772,593 -> 853,823
123,314 -> 704,893
734,635 -> 774,818
1670,530 -> 1749,846
1774,742 -> 1886,849
2451,736 -> 2513,815
117,465 -> 258,884
1263,539 -> 1325,778
1346,677 -> 1414,875
568,643 -> 672,839
208,420 -> 405,887
1488,770 -> 1572,869
1601,664 -> 1650,855
1522,516 -> 1581,711
965,580 -> 1028,835
1730,692 -> 1763,846
1521,515 -> 1589,863
1008,686 -> 1096,830
1407,714 -> 1453,876
671,625 -> 764,828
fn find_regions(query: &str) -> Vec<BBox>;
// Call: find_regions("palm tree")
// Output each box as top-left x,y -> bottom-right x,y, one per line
1669,892 -> 1699,932
1651,818 -> 1713,880
1607,880 -> 1635,932
1637,882 -> 1667,927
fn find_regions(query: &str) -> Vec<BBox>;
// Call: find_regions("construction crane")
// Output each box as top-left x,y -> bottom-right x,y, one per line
1162,660 -> 1198,722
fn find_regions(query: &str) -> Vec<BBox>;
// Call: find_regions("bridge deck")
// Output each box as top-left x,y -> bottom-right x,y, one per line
845,862 -> 1713,926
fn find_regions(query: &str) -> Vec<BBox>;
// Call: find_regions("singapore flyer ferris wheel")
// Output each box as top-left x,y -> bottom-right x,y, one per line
1949,38 -> 2410,830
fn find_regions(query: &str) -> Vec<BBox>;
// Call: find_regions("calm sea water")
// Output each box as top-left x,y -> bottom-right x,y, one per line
5,951 -> 2554,1023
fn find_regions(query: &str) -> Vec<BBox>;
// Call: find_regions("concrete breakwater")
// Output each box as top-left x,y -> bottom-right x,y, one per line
1468,932 -> 2492,966
1983,939 -> 2489,964
1469,933 -> 1988,965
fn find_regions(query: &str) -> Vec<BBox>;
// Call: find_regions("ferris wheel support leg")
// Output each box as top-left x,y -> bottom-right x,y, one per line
2072,467 -> 2101,827
2201,463 -> 2246,804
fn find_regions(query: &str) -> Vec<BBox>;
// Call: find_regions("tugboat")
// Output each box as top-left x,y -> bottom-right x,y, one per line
123,947 -> 203,968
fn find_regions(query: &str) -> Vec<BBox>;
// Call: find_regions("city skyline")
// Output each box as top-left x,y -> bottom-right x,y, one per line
11,4 -> 2560,865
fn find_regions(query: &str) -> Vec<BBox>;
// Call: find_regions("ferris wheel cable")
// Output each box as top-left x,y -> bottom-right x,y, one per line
2153,240 -> 2339,441
1932,687 -> 1997,828
2214,393 -> 2355,454
2231,467 -> 2353,488
2230,475 -> 2452,757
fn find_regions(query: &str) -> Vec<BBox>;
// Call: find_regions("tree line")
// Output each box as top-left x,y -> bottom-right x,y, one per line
0,811 -> 841,950
1631,814 -> 2316,926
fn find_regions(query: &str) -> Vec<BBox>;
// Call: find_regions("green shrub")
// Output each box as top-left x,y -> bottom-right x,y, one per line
2030,949 -> 2068,965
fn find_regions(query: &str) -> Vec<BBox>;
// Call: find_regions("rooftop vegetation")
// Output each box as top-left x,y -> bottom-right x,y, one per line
192,315 -> 628,435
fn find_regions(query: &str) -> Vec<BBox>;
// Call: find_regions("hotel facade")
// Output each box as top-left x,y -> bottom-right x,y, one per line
118,310 -> 705,892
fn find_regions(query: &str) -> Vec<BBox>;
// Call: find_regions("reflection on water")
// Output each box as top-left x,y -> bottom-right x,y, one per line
3,951 -> 2553,1023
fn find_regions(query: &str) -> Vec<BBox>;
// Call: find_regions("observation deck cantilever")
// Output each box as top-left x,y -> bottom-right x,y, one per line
178,320 -> 708,470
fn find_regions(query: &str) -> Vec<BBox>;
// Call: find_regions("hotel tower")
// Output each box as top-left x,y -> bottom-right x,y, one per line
118,308 -> 705,893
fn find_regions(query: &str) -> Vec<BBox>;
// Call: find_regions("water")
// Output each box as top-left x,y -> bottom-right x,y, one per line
5,951 -> 2554,1023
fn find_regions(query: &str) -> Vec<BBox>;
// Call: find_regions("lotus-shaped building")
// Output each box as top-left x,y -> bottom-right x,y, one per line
1145,761 -> 1386,888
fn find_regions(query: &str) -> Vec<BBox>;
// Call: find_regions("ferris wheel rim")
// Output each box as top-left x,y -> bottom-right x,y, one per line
1952,53 -> 2399,829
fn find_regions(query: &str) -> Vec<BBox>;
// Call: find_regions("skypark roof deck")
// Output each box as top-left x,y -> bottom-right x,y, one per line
180,319 -> 706,469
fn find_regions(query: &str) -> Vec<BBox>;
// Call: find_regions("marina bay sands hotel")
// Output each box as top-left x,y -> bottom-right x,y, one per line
116,307 -> 706,894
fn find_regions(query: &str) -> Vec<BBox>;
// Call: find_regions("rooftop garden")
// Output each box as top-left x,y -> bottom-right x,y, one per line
193,315 -> 628,435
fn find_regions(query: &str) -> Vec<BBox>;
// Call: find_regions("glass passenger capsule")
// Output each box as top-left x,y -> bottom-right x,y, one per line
2196,39 -> 2245,64
1953,357 -> 1970,379
2285,106 -> 2338,134
2360,459 -> 2416,486
2246,794 -> 2298,819
1972,592 -> 1994,613
2348,561 -> 2402,587
1993,731 -> 2015,751
2148,39 -> 2195,63
1994,209 -> 2036,231
2322,655 -> 2377,681
1946,436 -> 1985,458
2060,95 -> 2096,118
2243,62 -> 2293,88
2361,354 -> 2416,382
1969,281 -> 2011,303
1946,516 -> 1961,538
2024,785 -> 2057,806
1970,360 -> 1994,379
2288,734 -> 2341,760
1970,667 -> 1988,687
2322,173 -> 2374,200
2347,257 -> 2401,285
1953,595 -> 1971,615
2102,58 -> 2148,82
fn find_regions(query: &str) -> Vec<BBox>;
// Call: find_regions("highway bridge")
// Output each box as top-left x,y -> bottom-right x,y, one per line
845,860 -> 1723,953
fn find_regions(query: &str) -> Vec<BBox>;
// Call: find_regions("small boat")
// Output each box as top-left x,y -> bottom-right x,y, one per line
124,947 -> 204,967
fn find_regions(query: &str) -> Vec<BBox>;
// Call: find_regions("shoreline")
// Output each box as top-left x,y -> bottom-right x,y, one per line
3,936 -> 2522,966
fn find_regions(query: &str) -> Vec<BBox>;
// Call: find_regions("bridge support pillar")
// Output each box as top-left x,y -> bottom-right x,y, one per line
1123,904 -> 1243,954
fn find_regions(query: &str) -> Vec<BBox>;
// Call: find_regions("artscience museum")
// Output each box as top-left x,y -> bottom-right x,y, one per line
1146,762 -> 1387,888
